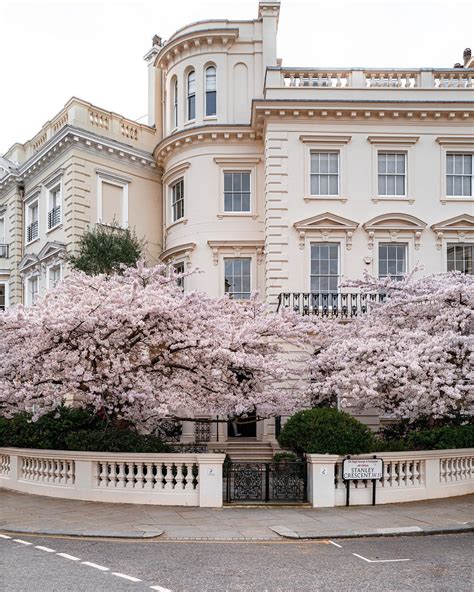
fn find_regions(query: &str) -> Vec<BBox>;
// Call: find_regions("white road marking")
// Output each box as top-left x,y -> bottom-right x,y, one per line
82,561 -> 109,571
0,534 -> 12,539
13,539 -> 33,545
112,573 -> 142,582
353,552 -> 410,563
329,540 -> 342,548
57,553 -> 80,561
35,545 -> 56,553
150,586 -> 173,592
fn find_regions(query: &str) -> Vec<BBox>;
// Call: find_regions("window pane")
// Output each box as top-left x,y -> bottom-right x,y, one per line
464,155 -> 472,174
224,173 -> 232,192
463,176 -> 471,196
320,153 -> 329,174
378,175 -> 386,195
447,154 -> 454,174
205,66 -> 216,91
447,176 -> 454,196
387,175 -> 395,195
329,175 -> 338,195
329,153 -> 338,173
310,175 -> 319,195
396,175 -> 405,195
242,173 -> 250,192
387,154 -> 396,174
320,175 -> 329,195
396,154 -> 405,173
233,174 -> 242,191
242,193 -> 250,212
454,176 -> 463,195
311,153 -> 319,174
454,154 -> 463,174
206,91 -> 216,117
378,154 -> 386,174
187,71 -> 195,94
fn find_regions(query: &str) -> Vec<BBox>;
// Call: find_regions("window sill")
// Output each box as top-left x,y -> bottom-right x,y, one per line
184,119 -> 196,127
46,223 -> 62,234
217,212 -> 258,219
304,195 -> 347,203
371,196 -> 414,203
440,196 -> 474,204
25,237 -> 40,247
166,218 -> 188,232
204,115 -> 217,121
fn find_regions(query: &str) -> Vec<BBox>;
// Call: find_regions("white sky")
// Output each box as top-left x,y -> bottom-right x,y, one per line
0,0 -> 472,155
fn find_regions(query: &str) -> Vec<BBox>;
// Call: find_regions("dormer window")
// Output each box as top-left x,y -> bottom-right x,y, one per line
205,66 -> 217,117
187,70 -> 196,121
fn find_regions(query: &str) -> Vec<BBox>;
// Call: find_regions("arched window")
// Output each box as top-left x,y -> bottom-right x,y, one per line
173,78 -> 178,128
187,70 -> 196,121
205,65 -> 217,117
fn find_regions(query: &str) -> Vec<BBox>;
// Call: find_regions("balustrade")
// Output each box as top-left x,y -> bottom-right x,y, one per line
0,454 -> 10,477
440,456 -> 474,482
21,456 -> 75,486
277,292 -> 385,318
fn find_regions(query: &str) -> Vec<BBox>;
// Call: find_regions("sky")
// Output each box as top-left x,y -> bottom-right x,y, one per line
0,0 -> 472,155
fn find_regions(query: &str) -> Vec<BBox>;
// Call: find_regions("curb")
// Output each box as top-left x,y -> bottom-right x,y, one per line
0,525 -> 163,539
270,523 -> 474,540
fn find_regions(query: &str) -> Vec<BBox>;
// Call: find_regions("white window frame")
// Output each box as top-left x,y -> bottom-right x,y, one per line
376,152 -> 407,198
0,281 -> 9,311
96,171 -> 129,228
47,262 -> 63,289
223,256 -> 252,300
368,136 -> 418,203
0,214 -> 5,244
46,179 -> 63,232
437,138 -> 474,203
214,157 -> 260,219
163,161 -> 190,229
186,70 -> 196,122
26,274 -> 39,306
25,198 -> 40,245
445,153 -> 473,199
172,76 -> 178,131
300,135 -> 351,203
373,239 -> 413,279
446,243 -> 474,274
377,242 -> 408,280
170,178 -> 185,223
223,170 -> 252,214
309,242 -> 341,294
204,64 -> 217,119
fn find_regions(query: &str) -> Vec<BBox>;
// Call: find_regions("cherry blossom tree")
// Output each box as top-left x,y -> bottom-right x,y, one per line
309,271 -> 474,421
0,263 -> 312,427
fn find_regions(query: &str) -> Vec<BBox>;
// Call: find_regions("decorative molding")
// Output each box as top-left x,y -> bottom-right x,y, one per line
162,161 -> 191,185
160,242 -> 196,267
154,126 -> 260,166
363,213 -> 427,250
431,214 -> 474,249
94,169 -> 132,185
299,134 -> 352,145
436,136 -> 474,146
207,240 -> 265,266
294,212 -> 359,250
19,241 -> 66,275
155,29 -> 239,70
213,156 -> 261,165
367,135 -> 420,145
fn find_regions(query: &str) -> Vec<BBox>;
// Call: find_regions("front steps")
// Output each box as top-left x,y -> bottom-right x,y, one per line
209,438 -> 276,461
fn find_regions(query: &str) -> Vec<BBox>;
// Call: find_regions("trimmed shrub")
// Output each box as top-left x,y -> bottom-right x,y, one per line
375,421 -> 474,452
0,406 -> 169,453
273,451 -> 299,463
277,408 -> 375,456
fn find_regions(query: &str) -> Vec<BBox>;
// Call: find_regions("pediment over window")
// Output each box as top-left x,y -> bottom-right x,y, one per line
19,253 -> 40,273
37,241 -> 66,262
160,242 -> 196,267
363,213 -> 427,250
294,212 -> 358,250
431,214 -> 474,249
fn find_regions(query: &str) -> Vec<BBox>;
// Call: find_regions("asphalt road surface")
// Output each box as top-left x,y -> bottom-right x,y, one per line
0,532 -> 472,591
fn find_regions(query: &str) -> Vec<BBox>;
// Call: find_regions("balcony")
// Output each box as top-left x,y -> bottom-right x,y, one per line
26,221 -> 39,243
277,292 -> 385,318
47,206 -> 61,230
0,244 -> 9,258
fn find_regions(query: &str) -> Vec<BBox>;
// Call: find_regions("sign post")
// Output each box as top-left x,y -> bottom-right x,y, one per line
342,455 -> 383,507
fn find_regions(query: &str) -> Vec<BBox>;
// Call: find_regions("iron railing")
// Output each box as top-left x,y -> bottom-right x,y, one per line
26,221 -> 39,243
0,244 -> 9,258
277,292 -> 385,318
47,206 -> 61,229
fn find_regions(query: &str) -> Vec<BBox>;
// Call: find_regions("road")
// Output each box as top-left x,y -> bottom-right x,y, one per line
0,532 -> 472,591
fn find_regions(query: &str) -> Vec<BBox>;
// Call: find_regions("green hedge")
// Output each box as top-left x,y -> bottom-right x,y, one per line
0,407 -> 170,453
277,408 -> 375,455
375,424 -> 474,452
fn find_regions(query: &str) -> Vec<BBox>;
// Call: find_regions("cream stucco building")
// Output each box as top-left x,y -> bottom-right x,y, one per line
1,1 -> 473,450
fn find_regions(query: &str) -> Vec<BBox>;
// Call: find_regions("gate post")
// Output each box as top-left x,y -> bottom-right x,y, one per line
197,454 -> 226,508
306,454 -> 339,508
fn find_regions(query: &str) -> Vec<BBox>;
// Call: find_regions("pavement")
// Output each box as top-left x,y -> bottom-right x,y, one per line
0,489 -> 473,541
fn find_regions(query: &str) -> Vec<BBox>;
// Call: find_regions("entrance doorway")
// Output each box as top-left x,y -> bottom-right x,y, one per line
227,410 -> 257,438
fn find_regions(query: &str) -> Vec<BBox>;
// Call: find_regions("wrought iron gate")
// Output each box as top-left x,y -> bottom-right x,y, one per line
224,461 -> 307,503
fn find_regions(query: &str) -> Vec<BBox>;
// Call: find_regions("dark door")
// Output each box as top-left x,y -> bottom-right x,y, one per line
227,409 -> 257,438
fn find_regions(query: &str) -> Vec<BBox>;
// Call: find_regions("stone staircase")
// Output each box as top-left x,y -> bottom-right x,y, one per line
209,438 -> 275,461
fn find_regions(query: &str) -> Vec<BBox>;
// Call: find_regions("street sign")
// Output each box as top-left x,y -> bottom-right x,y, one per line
342,458 -> 383,481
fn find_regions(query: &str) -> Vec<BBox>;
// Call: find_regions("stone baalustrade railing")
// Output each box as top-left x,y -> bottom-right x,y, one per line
307,449 -> 474,507
17,98 -> 157,162
277,292 -> 385,318
0,448 -> 225,507
274,68 -> 474,89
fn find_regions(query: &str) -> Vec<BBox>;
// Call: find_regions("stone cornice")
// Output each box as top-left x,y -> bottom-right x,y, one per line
160,242 -> 196,262
154,125 -> 261,166
299,134 -> 352,144
436,136 -> 474,145
367,135 -> 420,144
207,240 -> 265,265
0,126 -> 157,196
251,100 -> 473,128
154,28 -> 239,70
